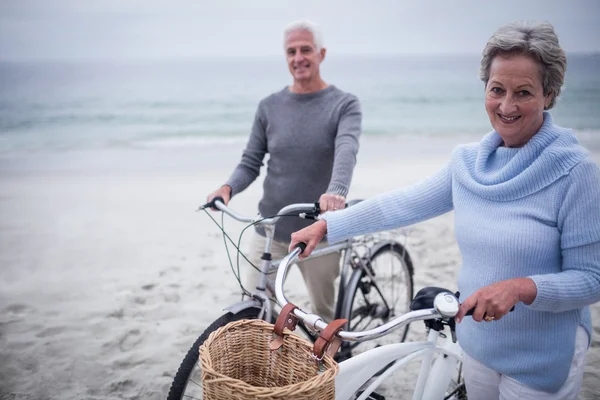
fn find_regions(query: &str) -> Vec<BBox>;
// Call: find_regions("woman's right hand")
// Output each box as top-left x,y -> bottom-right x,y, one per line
206,185 -> 232,210
289,219 -> 328,259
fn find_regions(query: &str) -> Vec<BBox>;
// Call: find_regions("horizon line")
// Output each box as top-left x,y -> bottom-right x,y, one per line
1,51 -> 598,63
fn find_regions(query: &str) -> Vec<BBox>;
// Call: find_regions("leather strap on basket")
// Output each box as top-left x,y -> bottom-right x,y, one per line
269,303 -> 299,351
313,319 -> 348,359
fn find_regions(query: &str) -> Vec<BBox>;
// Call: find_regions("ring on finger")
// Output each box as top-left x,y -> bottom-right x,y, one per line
484,315 -> 495,322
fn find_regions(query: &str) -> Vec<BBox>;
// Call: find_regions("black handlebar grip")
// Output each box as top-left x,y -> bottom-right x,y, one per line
465,305 -> 516,316
208,196 -> 225,210
211,196 -> 225,207
313,201 -> 350,213
313,202 -> 321,214
295,242 -> 307,254
201,196 -> 225,210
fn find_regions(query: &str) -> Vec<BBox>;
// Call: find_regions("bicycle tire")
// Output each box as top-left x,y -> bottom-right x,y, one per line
167,307 -> 265,400
341,241 -> 414,358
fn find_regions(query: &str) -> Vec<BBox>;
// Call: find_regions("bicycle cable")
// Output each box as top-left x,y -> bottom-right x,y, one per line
200,208 -> 311,298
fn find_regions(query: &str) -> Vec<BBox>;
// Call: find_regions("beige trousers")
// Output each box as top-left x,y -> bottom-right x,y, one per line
245,232 -> 340,322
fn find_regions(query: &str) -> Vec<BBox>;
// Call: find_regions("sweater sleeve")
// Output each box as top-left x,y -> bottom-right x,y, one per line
225,103 -> 268,196
323,165 -> 454,243
528,160 -> 600,312
326,96 -> 362,197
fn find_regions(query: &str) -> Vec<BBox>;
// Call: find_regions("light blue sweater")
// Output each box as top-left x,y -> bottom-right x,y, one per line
322,113 -> 600,392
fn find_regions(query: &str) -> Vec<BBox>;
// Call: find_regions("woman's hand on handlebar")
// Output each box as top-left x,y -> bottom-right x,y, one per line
206,185 -> 232,211
455,278 -> 536,323
289,219 -> 328,260
319,193 -> 345,213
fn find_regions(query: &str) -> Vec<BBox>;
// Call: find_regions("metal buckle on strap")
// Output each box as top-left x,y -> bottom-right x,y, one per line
269,303 -> 299,351
313,318 -> 348,359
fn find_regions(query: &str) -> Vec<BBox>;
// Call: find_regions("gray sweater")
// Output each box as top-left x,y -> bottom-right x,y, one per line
226,85 -> 362,242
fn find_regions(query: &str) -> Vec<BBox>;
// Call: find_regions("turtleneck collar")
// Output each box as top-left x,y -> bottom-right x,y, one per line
452,112 -> 588,201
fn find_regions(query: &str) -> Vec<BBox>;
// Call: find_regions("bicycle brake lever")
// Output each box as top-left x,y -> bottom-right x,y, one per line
304,200 -> 350,219
448,318 -> 457,343
313,201 -> 321,213
464,305 -> 516,316
299,213 -> 318,220
299,202 -> 321,219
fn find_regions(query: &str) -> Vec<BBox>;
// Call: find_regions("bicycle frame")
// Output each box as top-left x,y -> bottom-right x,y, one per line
213,200 -> 356,325
335,329 -> 463,400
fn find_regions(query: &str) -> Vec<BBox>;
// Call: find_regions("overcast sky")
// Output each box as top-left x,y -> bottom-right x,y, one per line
0,0 -> 599,61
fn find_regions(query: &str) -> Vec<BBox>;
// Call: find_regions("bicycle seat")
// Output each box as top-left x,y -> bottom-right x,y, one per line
409,287 -> 454,311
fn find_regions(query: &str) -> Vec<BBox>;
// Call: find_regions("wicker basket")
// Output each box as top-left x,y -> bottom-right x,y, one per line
200,319 -> 339,400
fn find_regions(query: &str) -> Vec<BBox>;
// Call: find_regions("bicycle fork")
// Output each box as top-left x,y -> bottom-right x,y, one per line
417,331 -> 463,400
333,329 -> 463,400
335,341 -> 436,400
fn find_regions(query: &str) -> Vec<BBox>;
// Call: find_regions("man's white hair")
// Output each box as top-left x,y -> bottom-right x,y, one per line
283,19 -> 324,51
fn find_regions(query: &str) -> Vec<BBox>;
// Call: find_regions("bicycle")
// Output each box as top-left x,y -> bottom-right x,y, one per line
275,244 -> 468,400
167,197 -> 415,400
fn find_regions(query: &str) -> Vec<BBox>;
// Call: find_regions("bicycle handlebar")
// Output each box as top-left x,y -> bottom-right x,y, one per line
200,199 -> 318,226
275,245 -> 460,343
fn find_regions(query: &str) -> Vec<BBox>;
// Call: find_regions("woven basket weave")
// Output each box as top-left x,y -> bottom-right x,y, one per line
200,319 -> 338,399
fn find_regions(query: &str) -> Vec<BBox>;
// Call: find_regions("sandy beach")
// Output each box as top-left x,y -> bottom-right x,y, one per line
1,135 -> 599,399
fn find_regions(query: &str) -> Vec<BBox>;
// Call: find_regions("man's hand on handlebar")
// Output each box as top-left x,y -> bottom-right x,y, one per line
318,193 -> 345,213
289,219 -> 327,260
206,185 -> 232,211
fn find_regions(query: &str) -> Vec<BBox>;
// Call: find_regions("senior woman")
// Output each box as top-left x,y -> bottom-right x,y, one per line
289,22 -> 600,399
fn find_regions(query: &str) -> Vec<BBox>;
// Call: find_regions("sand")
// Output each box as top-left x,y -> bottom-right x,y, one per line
0,135 -> 598,399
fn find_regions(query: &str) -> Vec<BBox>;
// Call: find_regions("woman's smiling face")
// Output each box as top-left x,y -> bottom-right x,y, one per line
485,54 -> 552,147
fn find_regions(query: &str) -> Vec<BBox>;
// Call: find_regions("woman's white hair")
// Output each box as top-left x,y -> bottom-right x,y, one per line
283,19 -> 324,51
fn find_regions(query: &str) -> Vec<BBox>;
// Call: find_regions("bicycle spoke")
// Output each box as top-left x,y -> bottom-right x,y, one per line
188,378 -> 202,388
351,305 -> 368,315
353,314 -> 376,332
389,254 -> 397,307
373,254 -> 411,314
350,303 -> 377,331
183,395 -> 202,400
350,312 -> 367,330
345,241 -> 414,361
348,341 -> 362,350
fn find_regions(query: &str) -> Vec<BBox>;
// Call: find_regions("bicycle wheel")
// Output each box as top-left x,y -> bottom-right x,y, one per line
167,307 -> 265,400
341,241 -> 414,358
445,366 -> 467,400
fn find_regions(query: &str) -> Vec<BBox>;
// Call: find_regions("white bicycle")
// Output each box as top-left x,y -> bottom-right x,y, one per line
277,244 -> 468,400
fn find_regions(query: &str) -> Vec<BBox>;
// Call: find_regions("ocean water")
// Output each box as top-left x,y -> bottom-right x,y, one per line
0,54 -> 598,153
